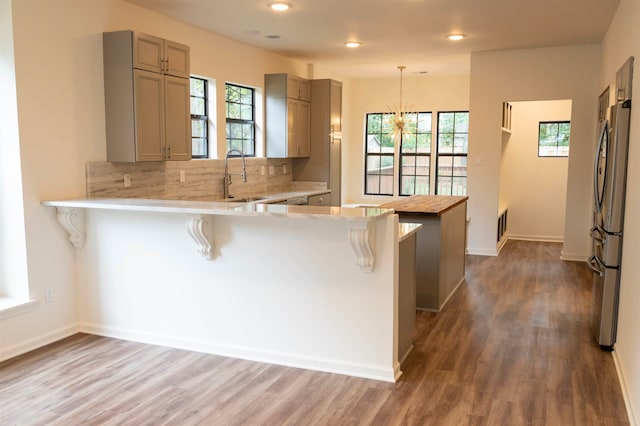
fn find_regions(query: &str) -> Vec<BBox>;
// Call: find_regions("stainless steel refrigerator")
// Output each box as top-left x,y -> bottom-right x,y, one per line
589,57 -> 634,350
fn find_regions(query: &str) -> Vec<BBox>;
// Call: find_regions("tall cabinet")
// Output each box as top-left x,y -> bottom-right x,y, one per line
103,31 -> 191,162
265,73 -> 311,158
292,79 -> 342,206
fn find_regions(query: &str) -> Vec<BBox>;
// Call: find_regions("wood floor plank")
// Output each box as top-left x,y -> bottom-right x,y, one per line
0,241 -> 630,425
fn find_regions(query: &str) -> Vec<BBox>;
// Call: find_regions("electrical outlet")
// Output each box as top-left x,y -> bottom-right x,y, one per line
260,166 -> 266,176
282,165 -> 288,174
180,170 -> 186,183
45,288 -> 54,303
269,165 -> 275,175
123,173 -> 131,187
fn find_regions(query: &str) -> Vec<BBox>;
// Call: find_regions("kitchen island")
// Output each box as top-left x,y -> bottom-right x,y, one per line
381,195 -> 468,311
43,198 -> 408,382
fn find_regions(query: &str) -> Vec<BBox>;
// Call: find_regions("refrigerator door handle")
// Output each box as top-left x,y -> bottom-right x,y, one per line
597,222 -> 623,237
594,120 -> 609,215
588,255 -> 606,276
590,225 -> 605,243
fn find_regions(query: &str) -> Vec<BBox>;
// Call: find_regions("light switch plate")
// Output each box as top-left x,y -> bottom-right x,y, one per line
180,170 -> 186,182
45,288 -> 54,303
123,173 -> 131,187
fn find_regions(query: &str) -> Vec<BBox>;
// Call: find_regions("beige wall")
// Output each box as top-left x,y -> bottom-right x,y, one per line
468,45 -> 600,257
601,0 -> 640,422
499,100 -> 571,241
343,75 -> 470,205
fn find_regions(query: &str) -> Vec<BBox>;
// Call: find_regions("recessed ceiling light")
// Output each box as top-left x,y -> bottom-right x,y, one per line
447,34 -> 466,41
344,41 -> 362,48
269,2 -> 290,11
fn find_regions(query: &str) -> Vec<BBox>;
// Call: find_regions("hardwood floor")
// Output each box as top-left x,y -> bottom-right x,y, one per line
0,241 -> 629,425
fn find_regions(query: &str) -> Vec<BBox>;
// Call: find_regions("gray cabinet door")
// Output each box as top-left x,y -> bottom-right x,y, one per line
298,78 -> 311,102
298,100 -> 311,157
287,98 -> 297,157
286,99 -> 310,158
133,32 -> 164,74
164,76 -> 192,160
134,69 -> 166,161
164,40 -> 190,78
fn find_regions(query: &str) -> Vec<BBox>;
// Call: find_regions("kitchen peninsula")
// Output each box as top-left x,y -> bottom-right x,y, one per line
381,195 -> 468,311
43,197 -> 411,382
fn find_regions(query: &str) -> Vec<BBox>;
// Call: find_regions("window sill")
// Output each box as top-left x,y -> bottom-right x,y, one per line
0,298 -> 38,320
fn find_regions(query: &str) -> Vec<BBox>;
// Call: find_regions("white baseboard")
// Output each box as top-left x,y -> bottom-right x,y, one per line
466,247 -> 498,256
79,322 -> 398,383
560,252 -> 588,262
507,234 -> 564,243
0,323 -> 80,363
496,237 -> 508,255
613,350 -> 638,426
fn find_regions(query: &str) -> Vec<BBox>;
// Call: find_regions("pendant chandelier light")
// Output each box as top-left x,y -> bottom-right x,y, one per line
390,65 -> 408,141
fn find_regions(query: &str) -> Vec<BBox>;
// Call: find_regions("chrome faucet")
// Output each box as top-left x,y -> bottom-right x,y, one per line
223,149 -> 247,199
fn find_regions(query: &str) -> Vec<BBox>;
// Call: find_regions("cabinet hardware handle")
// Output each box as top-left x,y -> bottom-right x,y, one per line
167,144 -> 171,159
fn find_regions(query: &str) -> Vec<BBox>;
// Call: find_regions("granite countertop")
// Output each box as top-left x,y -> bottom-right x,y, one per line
380,195 -> 469,216
42,197 -> 393,223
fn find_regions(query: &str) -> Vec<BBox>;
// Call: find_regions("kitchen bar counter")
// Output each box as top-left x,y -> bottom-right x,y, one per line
41,197 -> 403,382
42,198 -> 393,275
381,195 -> 468,312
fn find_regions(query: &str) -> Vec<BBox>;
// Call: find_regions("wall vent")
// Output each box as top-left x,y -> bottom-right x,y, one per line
497,208 -> 508,242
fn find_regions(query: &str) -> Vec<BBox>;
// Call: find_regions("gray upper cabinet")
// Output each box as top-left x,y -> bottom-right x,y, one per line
266,73 -> 311,158
103,30 -> 191,162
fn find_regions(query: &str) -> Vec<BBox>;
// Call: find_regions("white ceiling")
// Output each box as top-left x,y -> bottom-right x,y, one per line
126,0 -> 619,78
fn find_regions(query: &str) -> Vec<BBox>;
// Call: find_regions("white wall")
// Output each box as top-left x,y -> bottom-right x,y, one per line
1,0 -> 318,360
600,0 -> 640,423
468,45 -> 600,257
499,100 -> 571,241
344,75 -> 470,205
